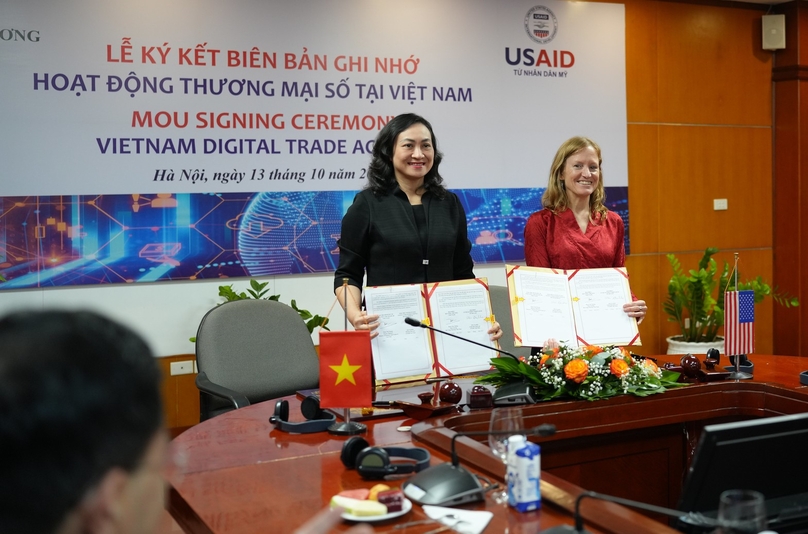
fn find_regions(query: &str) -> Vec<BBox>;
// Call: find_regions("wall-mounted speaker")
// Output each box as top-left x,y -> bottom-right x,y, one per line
762,14 -> 785,51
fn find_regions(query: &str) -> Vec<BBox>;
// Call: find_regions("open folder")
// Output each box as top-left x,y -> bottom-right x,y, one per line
506,264 -> 641,348
364,278 -> 497,385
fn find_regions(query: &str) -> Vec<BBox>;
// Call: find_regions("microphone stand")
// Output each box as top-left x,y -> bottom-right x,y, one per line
541,490 -> 720,533
449,424 -> 557,466
404,317 -> 520,362
404,318 -> 536,405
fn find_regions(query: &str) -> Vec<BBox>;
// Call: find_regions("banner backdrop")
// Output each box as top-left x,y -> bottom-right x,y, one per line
0,0 -> 627,289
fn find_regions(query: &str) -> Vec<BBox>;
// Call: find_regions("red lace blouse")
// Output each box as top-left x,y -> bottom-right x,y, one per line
524,208 -> 626,269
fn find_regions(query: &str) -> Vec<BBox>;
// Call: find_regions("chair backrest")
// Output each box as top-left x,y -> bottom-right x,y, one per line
195,299 -> 320,408
489,285 -> 533,359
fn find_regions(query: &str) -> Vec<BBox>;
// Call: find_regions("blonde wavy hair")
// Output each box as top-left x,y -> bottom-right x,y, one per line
541,136 -> 607,220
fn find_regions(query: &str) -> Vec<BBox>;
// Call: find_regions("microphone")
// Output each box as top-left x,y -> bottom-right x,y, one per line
404,317 -> 520,361
405,317 -> 535,405
540,490 -> 720,533
402,424 -> 556,507
449,424 -> 556,467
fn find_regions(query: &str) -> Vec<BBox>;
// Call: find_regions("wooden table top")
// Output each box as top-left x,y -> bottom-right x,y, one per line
168,354 -> 808,534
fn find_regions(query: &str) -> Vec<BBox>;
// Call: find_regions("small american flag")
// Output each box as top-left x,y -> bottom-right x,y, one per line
725,290 -> 755,356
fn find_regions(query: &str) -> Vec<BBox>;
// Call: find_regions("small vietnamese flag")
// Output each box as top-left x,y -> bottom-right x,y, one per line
318,330 -> 372,409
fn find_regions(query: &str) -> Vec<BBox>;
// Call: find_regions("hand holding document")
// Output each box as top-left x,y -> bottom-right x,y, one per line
364,279 -> 497,383
506,265 -> 641,348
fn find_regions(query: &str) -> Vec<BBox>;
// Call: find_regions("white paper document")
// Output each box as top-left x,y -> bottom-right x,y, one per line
364,279 -> 497,383
365,284 -> 433,380
507,265 -> 640,348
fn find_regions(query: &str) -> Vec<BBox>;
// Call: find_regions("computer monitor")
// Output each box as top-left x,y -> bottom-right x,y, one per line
677,412 -> 808,533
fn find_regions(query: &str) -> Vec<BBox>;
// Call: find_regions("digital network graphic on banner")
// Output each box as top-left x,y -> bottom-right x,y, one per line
0,0 -> 627,289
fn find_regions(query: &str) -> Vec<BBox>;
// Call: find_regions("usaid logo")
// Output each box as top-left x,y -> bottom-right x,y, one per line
524,6 -> 557,45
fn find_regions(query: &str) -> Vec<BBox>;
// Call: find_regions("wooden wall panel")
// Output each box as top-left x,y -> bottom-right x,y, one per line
625,254 -> 662,355
157,354 -> 200,432
776,0 -> 808,68
622,0 -> 777,358
773,79 -> 802,355
627,124 -> 660,254
656,2 -> 772,125
657,125 -> 772,253
771,1 -> 808,356
625,1 -> 659,123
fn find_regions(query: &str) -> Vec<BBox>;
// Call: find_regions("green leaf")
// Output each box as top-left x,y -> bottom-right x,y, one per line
207,279 -> 328,337
664,248 -> 799,342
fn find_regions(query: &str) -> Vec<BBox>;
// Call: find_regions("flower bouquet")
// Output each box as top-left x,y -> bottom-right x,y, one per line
475,344 -> 685,402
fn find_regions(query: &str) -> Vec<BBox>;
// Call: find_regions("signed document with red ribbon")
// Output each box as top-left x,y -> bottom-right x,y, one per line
505,265 -> 641,348
364,278 -> 496,384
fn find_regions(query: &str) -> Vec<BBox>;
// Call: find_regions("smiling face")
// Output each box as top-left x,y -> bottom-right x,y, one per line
560,146 -> 600,201
392,123 -> 434,187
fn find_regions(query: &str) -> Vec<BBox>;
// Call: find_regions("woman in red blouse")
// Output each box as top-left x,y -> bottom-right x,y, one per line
524,137 -> 647,346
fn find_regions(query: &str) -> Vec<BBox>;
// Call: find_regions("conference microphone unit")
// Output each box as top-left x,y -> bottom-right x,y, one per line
404,317 -> 537,405
402,424 -> 557,507
540,490 -> 720,534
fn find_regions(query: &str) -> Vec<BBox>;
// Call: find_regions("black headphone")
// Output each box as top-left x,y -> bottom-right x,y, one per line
340,436 -> 431,480
269,396 -> 335,433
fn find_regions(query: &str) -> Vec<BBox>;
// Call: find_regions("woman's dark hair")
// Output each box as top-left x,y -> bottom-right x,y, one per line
366,113 -> 447,198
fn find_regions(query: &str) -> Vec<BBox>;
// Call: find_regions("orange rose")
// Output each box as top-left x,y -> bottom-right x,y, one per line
539,354 -> 550,367
618,347 -> 632,360
584,345 -> 604,356
610,358 -> 630,378
642,359 -> 660,374
564,359 -> 589,384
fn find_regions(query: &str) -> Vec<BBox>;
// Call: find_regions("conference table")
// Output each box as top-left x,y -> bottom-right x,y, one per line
167,354 -> 808,533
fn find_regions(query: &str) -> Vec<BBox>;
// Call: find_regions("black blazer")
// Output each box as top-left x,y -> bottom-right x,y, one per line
334,187 -> 475,292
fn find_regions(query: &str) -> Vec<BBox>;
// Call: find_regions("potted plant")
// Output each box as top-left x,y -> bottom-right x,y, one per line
190,279 -> 329,342
663,247 -> 798,354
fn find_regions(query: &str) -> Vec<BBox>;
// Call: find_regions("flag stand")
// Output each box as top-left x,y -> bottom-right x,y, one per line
328,409 -> 366,435
727,253 -> 753,380
327,278 -> 367,435
727,356 -> 753,380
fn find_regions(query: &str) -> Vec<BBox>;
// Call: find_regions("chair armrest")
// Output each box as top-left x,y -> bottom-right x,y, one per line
195,371 -> 250,410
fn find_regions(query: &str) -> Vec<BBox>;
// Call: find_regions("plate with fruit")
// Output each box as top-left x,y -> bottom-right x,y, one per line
331,484 -> 412,522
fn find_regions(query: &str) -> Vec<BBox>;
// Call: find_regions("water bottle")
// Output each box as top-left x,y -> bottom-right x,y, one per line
510,440 -> 541,512
506,434 -> 526,507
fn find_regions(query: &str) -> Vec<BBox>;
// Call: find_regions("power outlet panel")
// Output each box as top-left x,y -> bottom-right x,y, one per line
170,360 -> 195,376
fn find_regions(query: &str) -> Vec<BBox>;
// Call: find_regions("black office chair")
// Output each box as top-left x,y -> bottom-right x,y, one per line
194,299 -> 320,421
488,284 -> 533,360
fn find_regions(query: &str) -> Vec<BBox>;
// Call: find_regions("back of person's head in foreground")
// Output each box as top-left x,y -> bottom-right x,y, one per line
0,310 -> 165,534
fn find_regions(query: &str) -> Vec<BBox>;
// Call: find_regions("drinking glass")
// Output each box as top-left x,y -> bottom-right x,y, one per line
717,489 -> 767,534
488,406 -> 525,504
